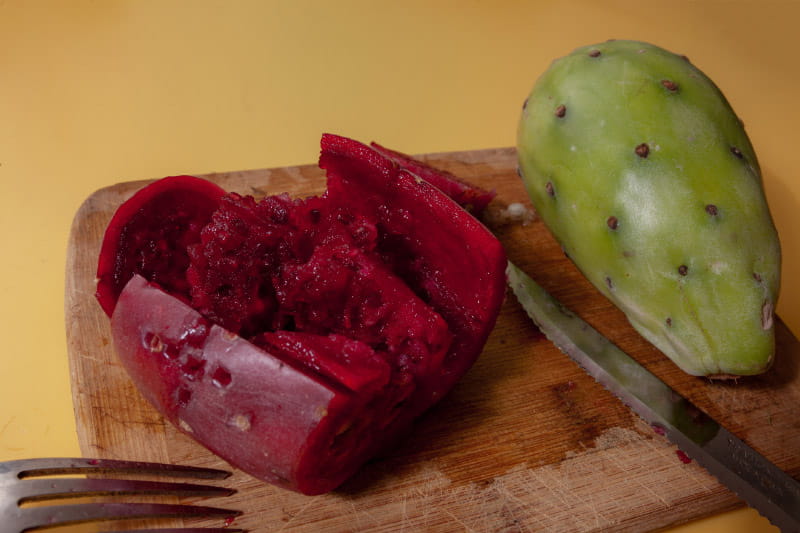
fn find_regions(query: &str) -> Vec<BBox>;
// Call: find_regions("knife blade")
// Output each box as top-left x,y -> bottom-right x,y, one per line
506,260 -> 800,532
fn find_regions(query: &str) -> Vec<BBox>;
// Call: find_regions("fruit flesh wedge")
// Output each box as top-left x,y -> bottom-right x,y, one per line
96,175 -> 226,316
97,134 -> 507,494
370,141 -> 496,215
113,274 -> 401,493
321,134 -> 506,406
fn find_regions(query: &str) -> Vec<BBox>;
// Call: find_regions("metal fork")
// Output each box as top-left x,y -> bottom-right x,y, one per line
1,457 -> 244,532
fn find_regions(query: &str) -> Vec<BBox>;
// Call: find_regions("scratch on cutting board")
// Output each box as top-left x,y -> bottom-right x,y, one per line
79,351 -> 113,365
221,419 -> 726,531
492,482 -> 536,533
89,403 -> 163,429
274,498 -> 320,532
521,467 -> 602,531
636,418 -> 718,495
631,415 -> 720,487
440,506 -> 480,533
382,425 -> 708,532
596,440 -> 670,507
587,426 -> 671,507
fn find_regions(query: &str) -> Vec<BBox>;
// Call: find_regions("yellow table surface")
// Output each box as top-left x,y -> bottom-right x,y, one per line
1,1 -> 797,531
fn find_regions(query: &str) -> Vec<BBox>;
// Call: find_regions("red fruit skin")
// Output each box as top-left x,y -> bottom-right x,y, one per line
369,141 -> 497,215
96,175 -> 226,317
112,274 -> 386,495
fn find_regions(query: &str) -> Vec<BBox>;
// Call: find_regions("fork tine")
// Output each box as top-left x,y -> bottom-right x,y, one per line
15,477 -> 235,503
2,458 -> 241,532
18,502 -> 242,531
5,458 -> 232,480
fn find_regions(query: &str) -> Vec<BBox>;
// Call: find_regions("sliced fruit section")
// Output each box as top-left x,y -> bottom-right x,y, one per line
112,275 -> 364,493
98,135 -> 507,494
96,175 -> 226,316
370,141 -> 496,215
322,133 -> 507,407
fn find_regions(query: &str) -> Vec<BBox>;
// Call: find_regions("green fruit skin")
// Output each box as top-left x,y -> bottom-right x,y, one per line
517,40 -> 781,376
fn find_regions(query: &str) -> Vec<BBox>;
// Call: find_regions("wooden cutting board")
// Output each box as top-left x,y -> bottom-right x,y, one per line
65,147 -> 800,532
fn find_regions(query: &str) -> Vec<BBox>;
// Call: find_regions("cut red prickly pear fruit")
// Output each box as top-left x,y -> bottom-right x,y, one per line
95,175 -> 226,316
251,331 -> 391,394
322,134 -> 507,405
272,239 -> 453,381
98,134 -> 507,494
370,141 -> 496,215
112,275 -> 372,494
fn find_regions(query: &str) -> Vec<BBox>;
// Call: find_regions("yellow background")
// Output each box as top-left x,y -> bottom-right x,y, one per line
1,1 -> 797,531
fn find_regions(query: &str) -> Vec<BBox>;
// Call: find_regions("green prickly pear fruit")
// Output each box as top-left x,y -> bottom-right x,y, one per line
516,40 -> 781,377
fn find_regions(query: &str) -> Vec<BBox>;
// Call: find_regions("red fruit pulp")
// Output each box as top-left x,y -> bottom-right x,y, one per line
321,134 -> 506,406
369,141 -> 496,215
96,175 -> 226,316
97,134 -> 507,494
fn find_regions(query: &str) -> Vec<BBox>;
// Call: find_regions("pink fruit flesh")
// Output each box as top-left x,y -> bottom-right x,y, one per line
100,135 -> 507,494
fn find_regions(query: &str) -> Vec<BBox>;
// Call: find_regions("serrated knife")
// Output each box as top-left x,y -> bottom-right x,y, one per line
506,261 -> 800,532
